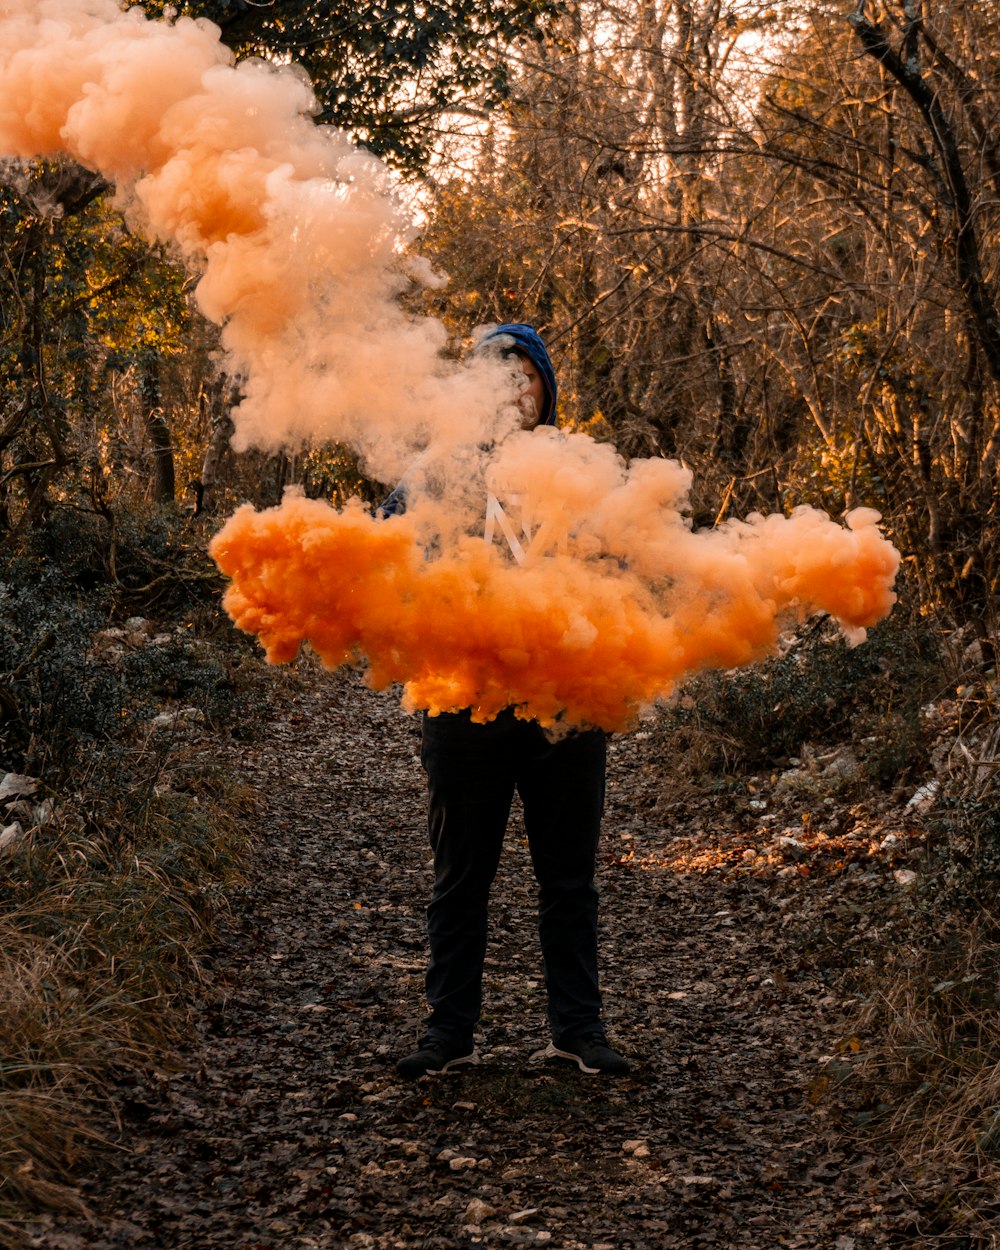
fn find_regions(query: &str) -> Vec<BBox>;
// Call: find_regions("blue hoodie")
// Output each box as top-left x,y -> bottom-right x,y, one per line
379,323 -> 558,517
475,323 -> 558,426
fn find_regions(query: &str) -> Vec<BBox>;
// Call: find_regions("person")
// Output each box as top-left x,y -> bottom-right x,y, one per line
384,323 -> 630,1079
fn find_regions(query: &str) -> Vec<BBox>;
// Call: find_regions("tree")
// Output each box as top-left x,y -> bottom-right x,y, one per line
135,0 -> 564,172
416,2 -> 796,505
0,1 -> 569,546
416,0 -> 1000,640
0,163 -> 198,541
754,2 -> 1000,633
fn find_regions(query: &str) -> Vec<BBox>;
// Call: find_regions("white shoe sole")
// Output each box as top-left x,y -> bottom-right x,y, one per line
529,1042 -> 602,1074
436,1051 -> 478,1074
397,1049 -> 479,1079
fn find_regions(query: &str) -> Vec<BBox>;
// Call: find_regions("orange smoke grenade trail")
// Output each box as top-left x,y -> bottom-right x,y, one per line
1,4 -> 901,727
210,493 -> 900,733
0,0 -> 520,472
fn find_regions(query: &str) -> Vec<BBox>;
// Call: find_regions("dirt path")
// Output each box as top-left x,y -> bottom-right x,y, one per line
28,672 -> 917,1250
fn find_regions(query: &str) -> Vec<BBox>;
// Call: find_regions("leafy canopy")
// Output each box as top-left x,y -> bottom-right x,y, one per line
134,1 -> 563,171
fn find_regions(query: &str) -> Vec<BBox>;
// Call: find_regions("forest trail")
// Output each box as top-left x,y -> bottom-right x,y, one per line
27,672 -> 921,1250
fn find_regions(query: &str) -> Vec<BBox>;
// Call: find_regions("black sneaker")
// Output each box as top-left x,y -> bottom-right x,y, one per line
396,1034 -> 477,1079
536,1031 -> 631,1075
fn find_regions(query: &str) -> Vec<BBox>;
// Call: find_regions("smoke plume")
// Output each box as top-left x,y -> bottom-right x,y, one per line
0,0 -> 525,481
1,1 -> 901,731
211,430 -> 899,730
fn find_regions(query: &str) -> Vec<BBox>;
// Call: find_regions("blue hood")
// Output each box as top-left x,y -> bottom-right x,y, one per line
477,323 -> 558,426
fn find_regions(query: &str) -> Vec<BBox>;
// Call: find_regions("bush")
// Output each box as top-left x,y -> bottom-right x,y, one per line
834,702 -> 1000,1243
0,501 -> 269,1242
649,592 -> 945,785
0,505 -> 274,781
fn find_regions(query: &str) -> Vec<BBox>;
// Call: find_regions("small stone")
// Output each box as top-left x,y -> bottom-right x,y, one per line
509,1208 -> 540,1224
465,1198 -> 496,1224
905,781 -> 939,812
0,822 -> 24,857
622,1139 -> 647,1154
151,705 -> 206,730
0,774 -> 38,803
449,1156 -> 478,1171
893,868 -> 918,888
822,749 -> 860,780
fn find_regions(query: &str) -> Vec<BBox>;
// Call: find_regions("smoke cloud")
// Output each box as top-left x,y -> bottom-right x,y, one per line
211,430 -> 899,730
1,1 -> 901,732
0,0 -> 524,481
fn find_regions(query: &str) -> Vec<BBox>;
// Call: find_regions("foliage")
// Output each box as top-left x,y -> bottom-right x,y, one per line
417,2 -> 1000,640
134,0 -> 564,172
0,500 -> 281,1237
0,503 -> 270,782
843,796 -> 1000,1235
0,0 -> 566,532
649,595 -> 945,783
0,163 -> 200,535
0,760 -> 253,1236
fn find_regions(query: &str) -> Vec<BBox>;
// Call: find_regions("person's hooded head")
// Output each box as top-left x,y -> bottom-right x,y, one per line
474,323 -> 558,430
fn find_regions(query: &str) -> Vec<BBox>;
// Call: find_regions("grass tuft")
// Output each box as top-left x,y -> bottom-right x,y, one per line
0,507 -> 269,1247
0,779 -> 252,1246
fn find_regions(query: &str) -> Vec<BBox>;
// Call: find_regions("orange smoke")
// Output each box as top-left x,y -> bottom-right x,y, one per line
4,4 -> 902,729
0,0 -> 524,481
209,463 -> 899,732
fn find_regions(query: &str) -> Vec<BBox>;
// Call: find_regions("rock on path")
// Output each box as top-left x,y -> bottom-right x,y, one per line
27,671 -> 909,1250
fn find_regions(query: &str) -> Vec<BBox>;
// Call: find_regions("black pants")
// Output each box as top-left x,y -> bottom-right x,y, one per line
419,707 -> 606,1044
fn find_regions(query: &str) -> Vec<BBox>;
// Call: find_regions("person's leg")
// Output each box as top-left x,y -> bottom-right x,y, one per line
517,725 -> 607,1041
420,710 -> 517,1043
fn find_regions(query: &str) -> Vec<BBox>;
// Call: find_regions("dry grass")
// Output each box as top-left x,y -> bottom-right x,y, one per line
838,680 -> 1000,1241
0,939 -> 113,1222
856,924 -> 1000,1144
0,768 -> 253,1248
850,901 -> 1000,1242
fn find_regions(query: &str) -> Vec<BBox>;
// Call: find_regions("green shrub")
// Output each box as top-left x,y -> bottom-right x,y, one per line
0,506 -> 273,781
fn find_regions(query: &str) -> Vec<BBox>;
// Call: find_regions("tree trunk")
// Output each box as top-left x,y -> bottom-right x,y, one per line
139,356 -> 175,504
196,374 -> 236,515
848,7 -> 1000,385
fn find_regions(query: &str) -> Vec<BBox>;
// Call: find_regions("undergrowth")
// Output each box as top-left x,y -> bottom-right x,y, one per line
0,504 -> 273,1246
844,781 -> 1000,1247
650,591 -> 945,793
649,595 -> 1000,1242
788,665 -> 1000,1247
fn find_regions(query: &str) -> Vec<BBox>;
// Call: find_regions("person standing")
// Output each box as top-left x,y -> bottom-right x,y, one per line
385,324 -> 630,1079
